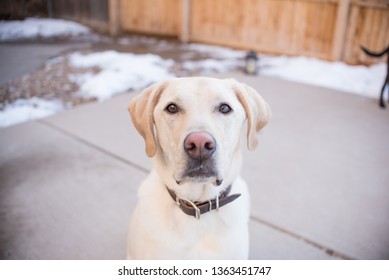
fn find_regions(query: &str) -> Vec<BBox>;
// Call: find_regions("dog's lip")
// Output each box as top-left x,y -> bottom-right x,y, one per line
183,164 -> 218,180
186,169 -> 216,178
175,177 -> 223,186
175,169 -> 222,185
184,159 -> 217,176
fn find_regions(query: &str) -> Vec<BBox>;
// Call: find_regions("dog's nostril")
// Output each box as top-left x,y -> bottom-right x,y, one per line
185,142 -> 196,151
205,141 -> 215,150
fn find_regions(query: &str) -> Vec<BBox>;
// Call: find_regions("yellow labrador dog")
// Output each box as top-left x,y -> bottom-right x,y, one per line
127,77 -> 270,259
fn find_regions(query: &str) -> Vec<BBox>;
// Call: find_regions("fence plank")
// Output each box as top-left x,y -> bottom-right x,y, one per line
109,0 -> 120,36
180,0 -> 190,42
332,0 -> 351,61
119,0 -> 181,36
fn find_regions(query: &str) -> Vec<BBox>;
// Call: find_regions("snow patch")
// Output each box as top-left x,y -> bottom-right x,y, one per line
183,43 -> 246,59
68,51 -> 174,101
259,55 -> 386,98
0,18 -> 90,41
0,98 -> 65,128
182,58 -> 242,73
178,43 -> 386,99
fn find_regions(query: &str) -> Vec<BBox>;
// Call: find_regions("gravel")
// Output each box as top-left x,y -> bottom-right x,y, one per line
0,50 -> 99,110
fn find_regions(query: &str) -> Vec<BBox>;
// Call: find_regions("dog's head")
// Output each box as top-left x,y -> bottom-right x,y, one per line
129,77 -> 270,189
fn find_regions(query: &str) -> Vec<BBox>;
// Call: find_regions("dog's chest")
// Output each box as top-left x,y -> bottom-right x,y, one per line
161,207 -> 247,259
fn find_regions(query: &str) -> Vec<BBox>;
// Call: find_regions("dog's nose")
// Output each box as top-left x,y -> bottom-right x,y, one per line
184,132 -> 216,160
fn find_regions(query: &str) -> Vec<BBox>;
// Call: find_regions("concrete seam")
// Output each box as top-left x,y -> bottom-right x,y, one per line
250,215 -> 354,260
38,119 -> 150,175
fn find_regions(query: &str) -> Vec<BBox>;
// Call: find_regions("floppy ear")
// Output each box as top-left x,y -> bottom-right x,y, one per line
128,82 -> 166,157
230,79 -> 271,150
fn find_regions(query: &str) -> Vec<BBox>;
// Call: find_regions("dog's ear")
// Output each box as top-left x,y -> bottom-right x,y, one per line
229,79 -> 271,150
128,82 -> 166,157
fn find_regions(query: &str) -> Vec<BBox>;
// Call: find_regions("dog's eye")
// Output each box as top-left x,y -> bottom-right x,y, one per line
165,103 -> 180,114
219,103 -> 232,114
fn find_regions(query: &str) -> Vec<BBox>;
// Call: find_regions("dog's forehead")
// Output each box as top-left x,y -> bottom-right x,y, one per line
163,78 -> 235,100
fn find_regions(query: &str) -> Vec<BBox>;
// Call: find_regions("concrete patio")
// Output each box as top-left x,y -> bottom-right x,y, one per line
0,72 -> 388,260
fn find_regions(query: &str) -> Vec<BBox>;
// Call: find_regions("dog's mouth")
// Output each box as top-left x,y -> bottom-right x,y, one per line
186,166 -> 216,178
175,161 -> 222,186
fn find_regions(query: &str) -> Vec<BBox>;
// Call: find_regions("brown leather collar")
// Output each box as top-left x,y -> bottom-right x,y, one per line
166,185 -> 241,220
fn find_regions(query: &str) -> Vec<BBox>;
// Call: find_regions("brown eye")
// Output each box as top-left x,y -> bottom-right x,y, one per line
219,103 -> 232,114
165,103 -> 179,114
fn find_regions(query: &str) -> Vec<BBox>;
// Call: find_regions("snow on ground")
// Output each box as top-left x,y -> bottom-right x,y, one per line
180,43 -> 386,99
259,55 -> 386,99
0,98 -> 65,127
0,18 -> 90,41
182,58 -> 242,73
182,43 -> 246,59
68,51 -> 174,101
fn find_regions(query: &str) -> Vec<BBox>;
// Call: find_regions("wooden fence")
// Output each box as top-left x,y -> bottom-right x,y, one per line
52,0 -> 389,65
190,0 -> 339,61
